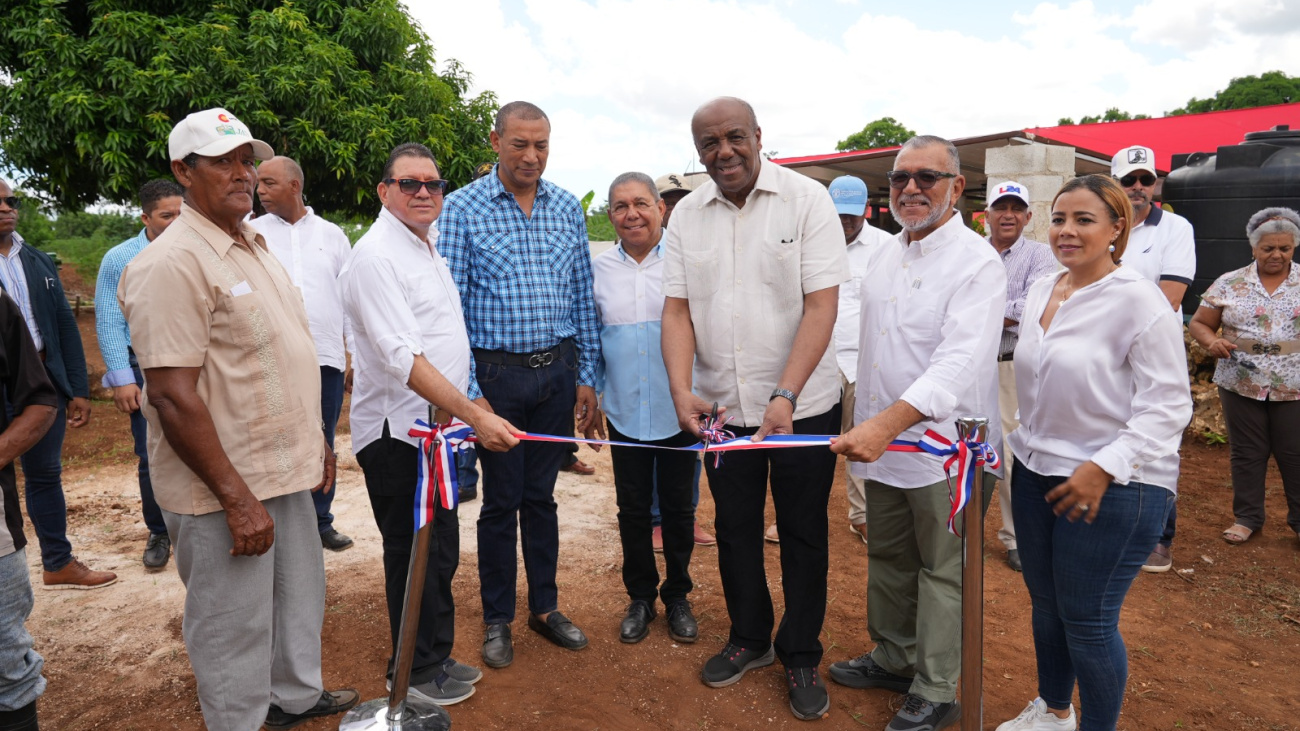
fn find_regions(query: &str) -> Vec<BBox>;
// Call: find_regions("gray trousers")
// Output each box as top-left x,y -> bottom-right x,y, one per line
865,474 -> 995,704
163,490 -> 325,731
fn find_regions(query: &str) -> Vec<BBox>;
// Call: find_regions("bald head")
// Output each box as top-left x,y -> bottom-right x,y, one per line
691,97 -> 758,138
256,156 -> 306,220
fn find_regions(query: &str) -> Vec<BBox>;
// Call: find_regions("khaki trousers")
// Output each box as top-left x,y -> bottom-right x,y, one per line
841,372 -> 867,526
996,358 -> 1018,550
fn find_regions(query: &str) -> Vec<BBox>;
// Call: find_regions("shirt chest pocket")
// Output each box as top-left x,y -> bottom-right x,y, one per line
684,249 -> 720,300
760,237 -> 802,312
225,291 -> 281,352
475,234 -> 515,281
544,231 -> 575,281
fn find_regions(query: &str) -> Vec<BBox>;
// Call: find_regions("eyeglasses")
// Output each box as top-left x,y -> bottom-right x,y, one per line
0,196 -> 19,209
1118,172 -> 1156,188
886,170 -> 957,190
384,178 -> 449,196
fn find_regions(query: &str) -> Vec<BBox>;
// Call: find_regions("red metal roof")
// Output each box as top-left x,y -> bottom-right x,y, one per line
771,103 -> 1300,173
1024,102 -> 1300,172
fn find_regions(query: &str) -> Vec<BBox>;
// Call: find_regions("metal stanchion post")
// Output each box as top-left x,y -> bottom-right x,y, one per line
341,410 -> 452,731
957,416 -> 987,731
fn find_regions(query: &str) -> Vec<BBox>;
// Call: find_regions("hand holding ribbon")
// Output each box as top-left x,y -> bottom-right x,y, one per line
885,429 -> 1001,536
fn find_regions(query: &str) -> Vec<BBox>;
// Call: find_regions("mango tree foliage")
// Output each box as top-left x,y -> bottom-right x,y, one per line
0,0 -> 497,215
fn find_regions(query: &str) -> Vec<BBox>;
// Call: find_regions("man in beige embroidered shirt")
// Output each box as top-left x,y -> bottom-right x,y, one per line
661,96 -> 847,721
119,108 -> 357,731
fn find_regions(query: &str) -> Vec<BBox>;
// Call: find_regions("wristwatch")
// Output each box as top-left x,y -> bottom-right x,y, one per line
769,388 -> 797,411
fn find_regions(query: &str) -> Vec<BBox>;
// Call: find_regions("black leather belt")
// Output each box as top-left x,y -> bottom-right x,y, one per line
997,353 -> 1014,362
473,339 -> 573,369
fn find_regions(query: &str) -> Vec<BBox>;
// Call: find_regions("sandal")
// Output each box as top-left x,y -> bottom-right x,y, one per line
1221,524 -> 1253,544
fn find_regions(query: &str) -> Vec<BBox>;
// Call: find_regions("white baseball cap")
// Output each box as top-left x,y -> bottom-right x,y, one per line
168,107 -> 274,162
1110,145 -> 1156,178
988,180 -> 1030,207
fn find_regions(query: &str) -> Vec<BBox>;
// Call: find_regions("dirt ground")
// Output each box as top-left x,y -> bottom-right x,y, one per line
18,274 -> 1300,730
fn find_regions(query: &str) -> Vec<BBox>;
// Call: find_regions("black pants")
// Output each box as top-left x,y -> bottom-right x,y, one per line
607,422 -> 697,606
356,424 -> 459,683
706,405 -> 840,669
1220,387 -> 1300,532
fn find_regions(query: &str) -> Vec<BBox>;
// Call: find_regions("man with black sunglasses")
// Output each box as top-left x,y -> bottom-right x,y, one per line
831,135 -> 1005,731
251,156 -> 355,553
0,181 -> 112,591
1110,144 -> 1195,574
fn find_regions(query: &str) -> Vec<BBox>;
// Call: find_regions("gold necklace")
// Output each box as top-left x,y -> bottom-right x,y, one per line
1059,279 -> 1075,306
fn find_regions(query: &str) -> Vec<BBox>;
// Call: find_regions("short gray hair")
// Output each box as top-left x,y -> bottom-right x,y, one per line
900,135 -> 961,174
607,172 -> 659,204
1246,206 -> 1300,249
494,101 -> 549,137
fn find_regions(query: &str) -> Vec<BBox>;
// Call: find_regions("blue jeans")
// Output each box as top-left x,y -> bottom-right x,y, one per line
456,445 -> 479,492
474,349 -> 576,623
650,459 -> 701,527
128,362 -> 166,536
1012,461 -> 1172,731
0,549 -> 44,713
4,390 -> 71,573
314,366 -> 345,533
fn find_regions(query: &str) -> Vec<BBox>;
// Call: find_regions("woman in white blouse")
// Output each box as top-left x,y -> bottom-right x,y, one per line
996,175 -> 1192,731
1188,207 -> 1300,546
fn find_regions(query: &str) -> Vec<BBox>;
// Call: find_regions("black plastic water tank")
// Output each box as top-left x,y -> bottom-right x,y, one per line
1163,125 -> 1300,312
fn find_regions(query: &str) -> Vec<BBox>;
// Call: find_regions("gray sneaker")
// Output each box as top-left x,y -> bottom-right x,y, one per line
387,673 -> 475,706
440,657 -> 483,685
828,652 -> 914,694
887,693 -> 960,731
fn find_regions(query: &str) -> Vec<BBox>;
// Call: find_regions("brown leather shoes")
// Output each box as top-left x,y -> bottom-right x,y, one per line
562,459 -> 596,476
693,521 -> 716,546
43,558 -> 117,591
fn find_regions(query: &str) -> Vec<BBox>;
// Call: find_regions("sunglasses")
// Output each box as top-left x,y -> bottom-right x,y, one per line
0,196 -> 19,209
886,170 -> 957,190
1118,172 -> 1156,187
385,178 -> 449,196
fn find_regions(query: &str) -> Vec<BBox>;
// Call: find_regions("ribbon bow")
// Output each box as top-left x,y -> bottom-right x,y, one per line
699,413 -> 736,468
888,429 -> 1001,536
409,418 -> 475,529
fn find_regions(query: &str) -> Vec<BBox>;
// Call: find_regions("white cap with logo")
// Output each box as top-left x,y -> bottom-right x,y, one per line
168,107 -> 274,162
1110,145 -> 1156,179
988,180 -> 1030,207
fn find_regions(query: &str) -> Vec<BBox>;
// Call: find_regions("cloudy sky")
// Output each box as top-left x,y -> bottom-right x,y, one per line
411,0 -> 1300,205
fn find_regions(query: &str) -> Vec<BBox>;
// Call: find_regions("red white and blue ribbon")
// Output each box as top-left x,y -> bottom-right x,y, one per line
413,420 -> 998,537
887,429 -> 1001,536
409,418 -> 475,529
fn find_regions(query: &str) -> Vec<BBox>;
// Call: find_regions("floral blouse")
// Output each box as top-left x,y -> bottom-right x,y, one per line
1202,262 -> 1300,401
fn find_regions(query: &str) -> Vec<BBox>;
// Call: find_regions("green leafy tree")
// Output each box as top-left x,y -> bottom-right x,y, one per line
0,0 -> 497,216
835,117 -> 915,152
1169,71 -> 1300,115
1057,108 -> 1151,126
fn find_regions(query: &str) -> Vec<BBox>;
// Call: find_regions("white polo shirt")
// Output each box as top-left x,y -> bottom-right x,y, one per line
662,159 -> 849,427
1120,205 -> 1196,311
339,207 -> 471,453
250,208 -> 352,370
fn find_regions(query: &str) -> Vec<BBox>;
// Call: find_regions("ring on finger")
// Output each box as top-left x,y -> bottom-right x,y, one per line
1078,504 -> 1091,513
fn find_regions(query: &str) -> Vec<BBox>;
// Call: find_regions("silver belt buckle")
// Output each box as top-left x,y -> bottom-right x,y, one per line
528,351 -> 555,368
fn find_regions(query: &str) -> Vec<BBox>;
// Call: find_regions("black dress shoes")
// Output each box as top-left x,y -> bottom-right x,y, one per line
666,600 -> 698,643
620,600 -> 656,644
528,611 -> 589,650
482,623 -> 513,668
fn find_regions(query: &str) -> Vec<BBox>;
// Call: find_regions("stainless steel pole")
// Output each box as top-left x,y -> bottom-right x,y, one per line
339,407 -> 452,731
957,416 -> 988,731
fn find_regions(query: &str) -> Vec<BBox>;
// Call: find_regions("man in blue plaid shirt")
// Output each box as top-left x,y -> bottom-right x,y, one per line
439,101 -> 602,670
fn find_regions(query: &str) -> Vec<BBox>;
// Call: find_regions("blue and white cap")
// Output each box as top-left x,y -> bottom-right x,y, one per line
828,175 -> 868,216
988,180 -> 1030,207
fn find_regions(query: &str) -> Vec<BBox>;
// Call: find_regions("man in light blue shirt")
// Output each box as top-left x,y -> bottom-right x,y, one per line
94,179 -> 182,569
592,172 -> 698,646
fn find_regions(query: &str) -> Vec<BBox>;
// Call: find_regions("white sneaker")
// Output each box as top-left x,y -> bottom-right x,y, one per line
995,698 -> 1077,730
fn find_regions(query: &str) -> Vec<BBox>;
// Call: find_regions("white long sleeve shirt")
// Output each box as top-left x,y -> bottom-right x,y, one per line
851,213 -> 1007,488
250,208 -> 351,370
1008,267 -> 1191,492
339,207 -> 471,453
